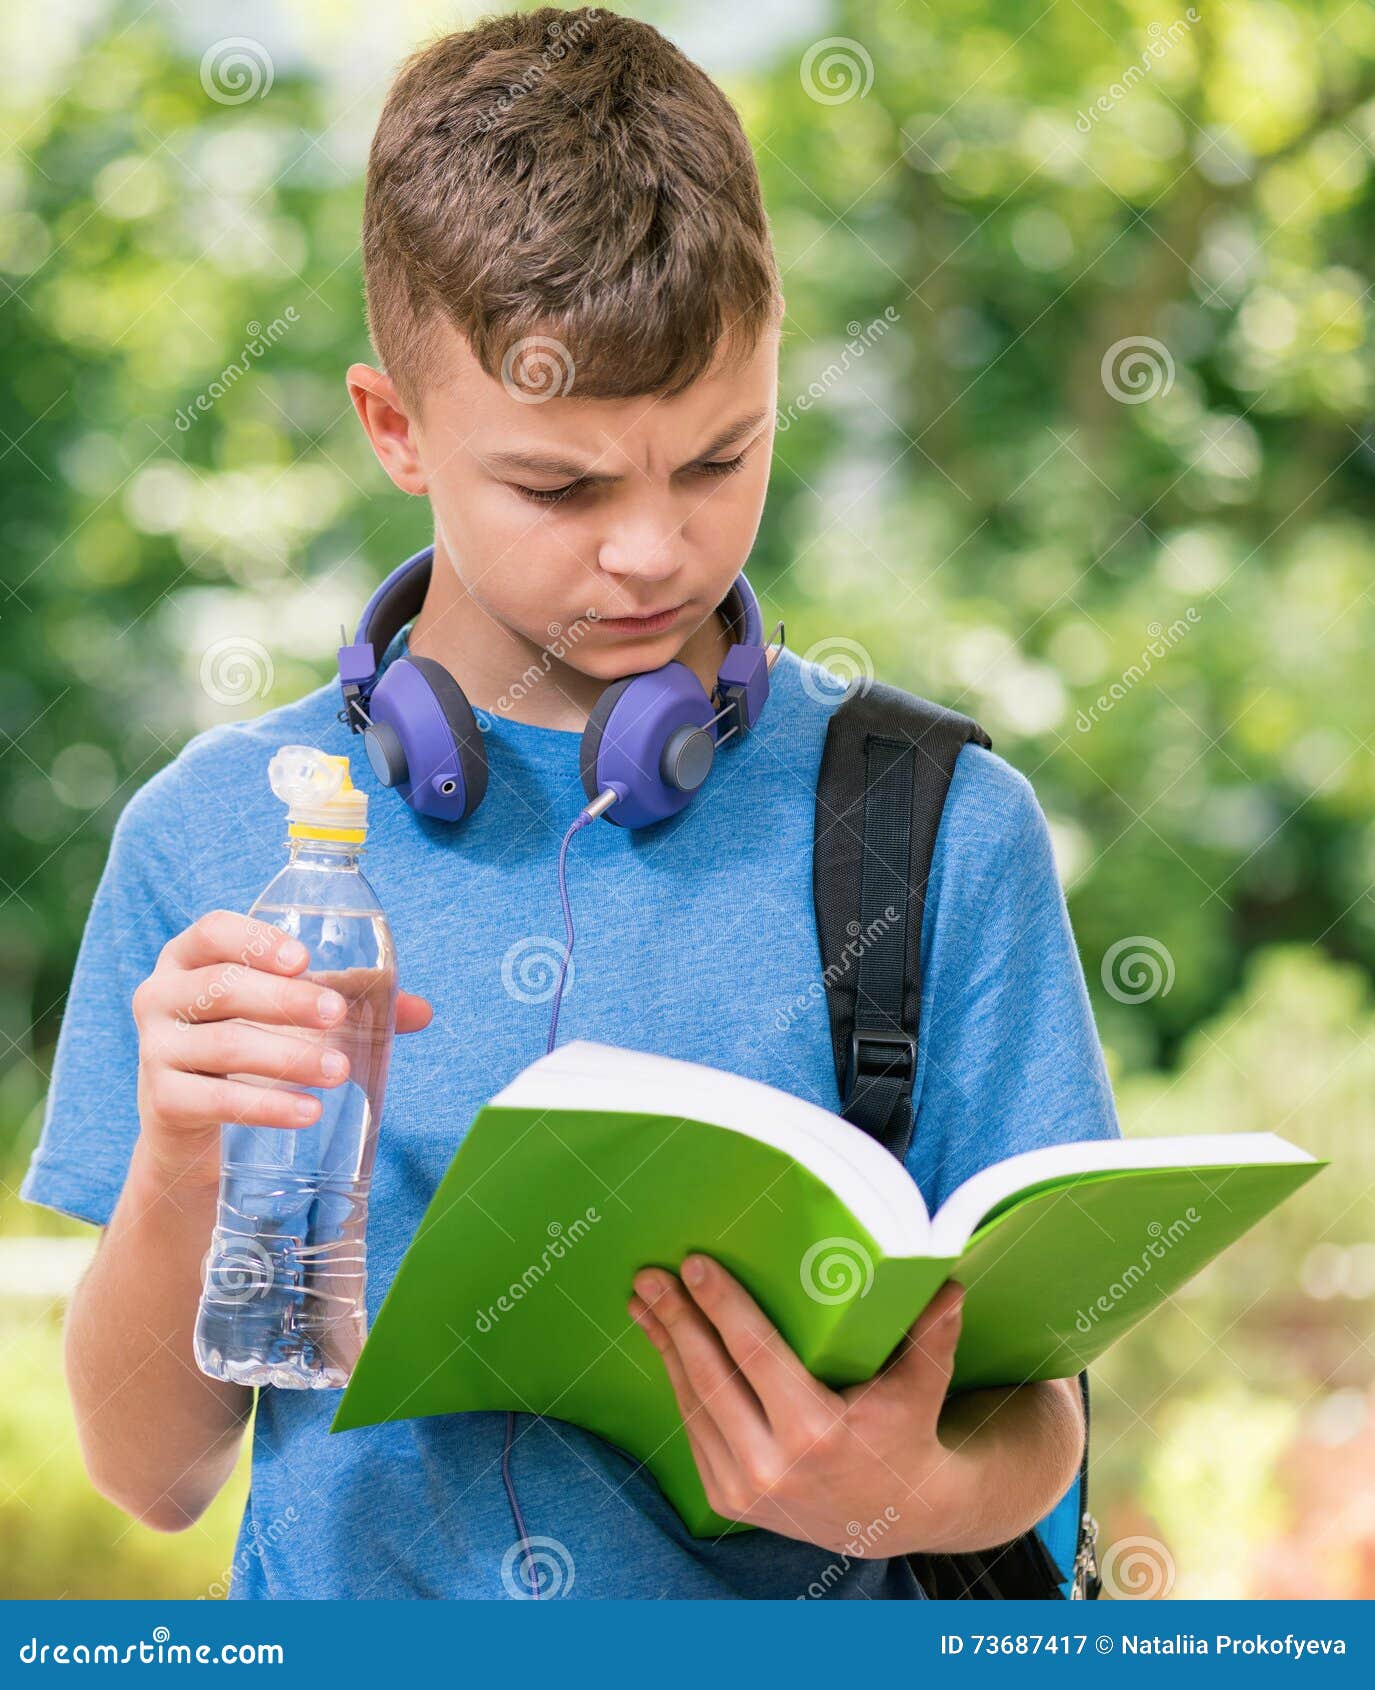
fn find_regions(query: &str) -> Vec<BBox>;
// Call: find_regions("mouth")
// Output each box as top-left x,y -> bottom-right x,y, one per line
590,602 -> 686,634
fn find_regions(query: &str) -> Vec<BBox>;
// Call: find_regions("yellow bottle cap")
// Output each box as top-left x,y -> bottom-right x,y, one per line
268,746 -> 368,844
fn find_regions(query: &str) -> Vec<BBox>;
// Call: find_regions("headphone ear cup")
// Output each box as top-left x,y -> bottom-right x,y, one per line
579,677 -> 634,808
405,654 -> 489,817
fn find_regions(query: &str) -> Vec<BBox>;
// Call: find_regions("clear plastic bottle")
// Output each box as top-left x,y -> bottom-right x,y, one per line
194,746 -> 398,1389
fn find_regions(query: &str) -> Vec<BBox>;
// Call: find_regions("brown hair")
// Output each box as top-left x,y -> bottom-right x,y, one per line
362,7 -> 781,408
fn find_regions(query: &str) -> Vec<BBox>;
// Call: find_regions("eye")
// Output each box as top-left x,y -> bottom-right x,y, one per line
512,480 -> 584,506
690,453 -> 749,480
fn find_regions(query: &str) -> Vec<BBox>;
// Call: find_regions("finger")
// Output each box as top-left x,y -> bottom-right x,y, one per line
680,1254 -> 841,1429
396,991 -> 433,1034
144,1066 -> 323,1132
163,911 -> 310,976
629,1294 -> 732,1491
632,1269 -> 770,1457
154,965 -> 350,1031
857,1281 -> 963,1421
162,1020 -> 351,1090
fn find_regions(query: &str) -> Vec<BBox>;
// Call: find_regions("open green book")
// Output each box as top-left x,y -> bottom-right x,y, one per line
332,1040 -> 1321,1535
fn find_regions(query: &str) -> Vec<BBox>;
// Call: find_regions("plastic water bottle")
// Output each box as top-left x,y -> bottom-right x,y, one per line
194,745 -> 398,1389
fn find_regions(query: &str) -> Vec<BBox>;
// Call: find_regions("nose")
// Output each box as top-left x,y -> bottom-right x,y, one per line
596,497 -> 683,585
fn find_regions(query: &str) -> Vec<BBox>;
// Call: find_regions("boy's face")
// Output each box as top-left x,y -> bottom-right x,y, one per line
348,326 -> 778,683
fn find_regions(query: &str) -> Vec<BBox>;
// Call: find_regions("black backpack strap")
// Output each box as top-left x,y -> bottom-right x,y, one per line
811,676 -> 1100,1601
812,677 -> 991,1159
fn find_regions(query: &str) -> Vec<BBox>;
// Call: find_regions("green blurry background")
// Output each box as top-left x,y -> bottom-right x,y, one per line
3,0 -> 1374,1599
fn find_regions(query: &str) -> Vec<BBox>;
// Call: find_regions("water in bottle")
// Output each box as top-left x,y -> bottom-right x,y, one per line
194,745 -> 398,1389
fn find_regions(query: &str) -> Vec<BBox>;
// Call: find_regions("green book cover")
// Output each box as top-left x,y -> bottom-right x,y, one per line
331,1041 -> 1322,1536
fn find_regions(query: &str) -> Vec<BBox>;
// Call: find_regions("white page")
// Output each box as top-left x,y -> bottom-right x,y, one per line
492,1043 -> 1315,1265
489,1040 -> 930,1253
927,1132 -> 1317,1257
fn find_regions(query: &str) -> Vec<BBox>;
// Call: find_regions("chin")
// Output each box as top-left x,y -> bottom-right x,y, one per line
576,643 -> 686,684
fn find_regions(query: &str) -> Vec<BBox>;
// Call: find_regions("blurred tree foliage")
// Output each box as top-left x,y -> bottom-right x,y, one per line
1,0 -> 1372,1597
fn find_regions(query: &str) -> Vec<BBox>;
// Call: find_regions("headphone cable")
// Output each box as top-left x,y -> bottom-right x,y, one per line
503,786 -> 624,1596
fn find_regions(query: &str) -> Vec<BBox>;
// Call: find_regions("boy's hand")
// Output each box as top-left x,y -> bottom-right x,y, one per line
628,1258 -> 973,1555
133,910 -> 432,1191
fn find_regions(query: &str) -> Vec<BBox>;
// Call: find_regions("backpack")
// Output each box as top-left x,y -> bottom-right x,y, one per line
811,675 -> 1101,1601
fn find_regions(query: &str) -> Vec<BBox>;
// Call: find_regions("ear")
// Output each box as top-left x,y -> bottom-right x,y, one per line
346,364 -> 427,496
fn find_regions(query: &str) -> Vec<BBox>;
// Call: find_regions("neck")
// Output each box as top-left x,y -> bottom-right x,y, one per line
406,537 -> 735,731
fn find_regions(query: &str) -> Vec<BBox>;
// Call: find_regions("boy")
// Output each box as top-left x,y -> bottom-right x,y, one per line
24,9 -> 1117,1599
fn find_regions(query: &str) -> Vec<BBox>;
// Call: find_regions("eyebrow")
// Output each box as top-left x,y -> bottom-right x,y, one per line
484,407 -> 770,484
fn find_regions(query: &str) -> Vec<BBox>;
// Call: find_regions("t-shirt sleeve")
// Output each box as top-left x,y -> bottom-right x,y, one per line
20,763 -> 195,1227
906,744 -> 1120,1211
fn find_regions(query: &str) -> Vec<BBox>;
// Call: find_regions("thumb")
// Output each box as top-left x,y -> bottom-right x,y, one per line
886,1281 -> 964,1418
395,990 -> 434,1034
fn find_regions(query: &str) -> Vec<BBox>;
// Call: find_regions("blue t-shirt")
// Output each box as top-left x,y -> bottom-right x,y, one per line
22,630 -> 1119,1599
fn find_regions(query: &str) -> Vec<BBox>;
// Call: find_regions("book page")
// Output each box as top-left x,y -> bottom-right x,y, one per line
928,1131 -> 1317,1257
491,1040 -> 931,1252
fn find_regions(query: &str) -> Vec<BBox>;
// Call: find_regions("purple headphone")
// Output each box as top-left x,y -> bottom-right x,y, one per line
337,546 -> 780,829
